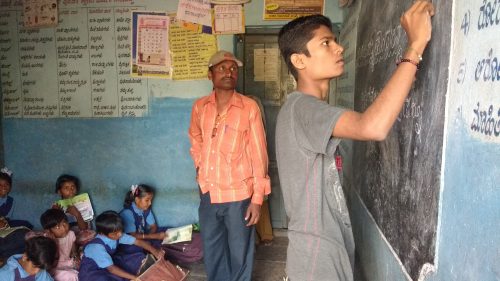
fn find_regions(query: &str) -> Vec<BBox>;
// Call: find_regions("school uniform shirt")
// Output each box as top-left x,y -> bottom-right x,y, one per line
120,202 -> 156,233
0,254 -> 54,281
82,233 -> 135,268
189,90 -> 271,205
0,196 -> 14,218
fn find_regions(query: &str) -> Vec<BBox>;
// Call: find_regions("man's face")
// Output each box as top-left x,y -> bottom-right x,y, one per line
208,60 -> 239,91
302,25 -> 344,85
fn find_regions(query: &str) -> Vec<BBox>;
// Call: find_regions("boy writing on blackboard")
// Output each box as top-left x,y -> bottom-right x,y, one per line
276,1 -> 435,280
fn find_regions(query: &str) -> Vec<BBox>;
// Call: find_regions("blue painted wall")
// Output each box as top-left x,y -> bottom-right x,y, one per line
4,97 -> 199,228
1,1 -> 343,229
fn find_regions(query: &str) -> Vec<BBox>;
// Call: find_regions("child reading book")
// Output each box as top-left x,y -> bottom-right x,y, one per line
53,174 -> 95,246
0,236 -> 58,281
40,209 -> 79,281
78,210 -> 163,281
53,174 -> 90,231
119,184 -> 167,250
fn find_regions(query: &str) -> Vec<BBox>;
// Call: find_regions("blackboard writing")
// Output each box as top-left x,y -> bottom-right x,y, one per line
351,0 -> 452,280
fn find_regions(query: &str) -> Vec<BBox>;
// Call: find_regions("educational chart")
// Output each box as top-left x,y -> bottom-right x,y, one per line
352,0 -> 452,280
0,2 -> 148,118
131,11 -> 171,79
450,0 -> 500,143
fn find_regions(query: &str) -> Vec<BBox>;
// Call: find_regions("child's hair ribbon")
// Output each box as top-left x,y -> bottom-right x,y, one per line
0,167 -> 12,176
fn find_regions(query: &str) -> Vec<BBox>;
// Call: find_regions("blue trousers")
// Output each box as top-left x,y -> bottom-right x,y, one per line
199,192 -> 255,281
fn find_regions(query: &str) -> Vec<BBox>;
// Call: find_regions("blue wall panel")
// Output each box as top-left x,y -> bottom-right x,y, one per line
4,97 -> 199,229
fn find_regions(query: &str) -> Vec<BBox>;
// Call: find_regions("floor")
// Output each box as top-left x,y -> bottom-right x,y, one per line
184,229 -> 367,281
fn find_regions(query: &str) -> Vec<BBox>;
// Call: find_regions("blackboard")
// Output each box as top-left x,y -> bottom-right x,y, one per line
352,0 -> 451,280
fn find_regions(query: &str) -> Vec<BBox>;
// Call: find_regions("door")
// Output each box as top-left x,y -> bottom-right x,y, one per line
235,28 -> 296,229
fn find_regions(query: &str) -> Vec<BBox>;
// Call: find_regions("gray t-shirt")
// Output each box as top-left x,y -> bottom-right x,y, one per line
276,92 -> 354,281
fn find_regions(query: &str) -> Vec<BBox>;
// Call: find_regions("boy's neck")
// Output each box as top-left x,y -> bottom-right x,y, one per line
296,78 -> 330,101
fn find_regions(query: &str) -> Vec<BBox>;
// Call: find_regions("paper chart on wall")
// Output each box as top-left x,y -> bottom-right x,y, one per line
177,0 -> 212,27
131,11 -> 171,79
213,4 -> 245,35
23,0 -> 58,28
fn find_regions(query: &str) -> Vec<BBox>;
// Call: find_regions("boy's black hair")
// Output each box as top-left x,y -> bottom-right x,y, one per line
55,174 -> 81,193
0,171 -> 12,186
95,210 -> 123,235
124,184 -> 155,208
25,236 -> 58,270
278,14 -> 333,80
40,208 -> 67,230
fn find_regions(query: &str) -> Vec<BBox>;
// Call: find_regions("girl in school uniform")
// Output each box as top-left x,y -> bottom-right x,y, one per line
79,210 -> 163,281
0,167 -> 33,264
119,184 -> 166,249
40,208 -> 79,281
0,236 -> 58,281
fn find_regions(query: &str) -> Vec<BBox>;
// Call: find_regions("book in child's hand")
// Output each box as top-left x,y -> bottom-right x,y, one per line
0,226 -> 30,238
55,193 -> 94,222
162,224 -> 193,245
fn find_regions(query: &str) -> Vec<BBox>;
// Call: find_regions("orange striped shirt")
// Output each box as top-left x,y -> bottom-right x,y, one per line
188,91 -> 271,204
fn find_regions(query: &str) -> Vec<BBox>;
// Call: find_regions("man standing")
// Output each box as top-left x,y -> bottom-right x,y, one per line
188,50 -> 270,281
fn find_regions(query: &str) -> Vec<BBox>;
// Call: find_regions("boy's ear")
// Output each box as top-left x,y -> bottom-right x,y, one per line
207,69 -> 213,80
290,53 -> 306,71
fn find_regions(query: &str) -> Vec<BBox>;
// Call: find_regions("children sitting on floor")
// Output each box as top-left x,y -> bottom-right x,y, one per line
78,210 -> 163,281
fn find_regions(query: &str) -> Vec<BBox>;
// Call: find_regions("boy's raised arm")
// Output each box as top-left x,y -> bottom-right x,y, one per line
333,1 -> 435,141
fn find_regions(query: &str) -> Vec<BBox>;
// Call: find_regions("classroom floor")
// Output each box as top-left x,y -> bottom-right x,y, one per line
184,229 -> 367,281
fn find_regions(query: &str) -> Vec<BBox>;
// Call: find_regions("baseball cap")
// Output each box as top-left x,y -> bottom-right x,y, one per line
208,50 -> 243,68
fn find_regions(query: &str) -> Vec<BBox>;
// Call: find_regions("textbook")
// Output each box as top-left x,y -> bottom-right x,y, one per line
0,226 -> 30,238
55,193 -> 94,222
162,224 -> 193,245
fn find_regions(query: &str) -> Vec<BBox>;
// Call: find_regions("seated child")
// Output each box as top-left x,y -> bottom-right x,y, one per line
53,174 -> 89,231
78,210 -> 163,281
0,167 -> 32,263
0,236 -> 58,281
53,174 -> 95,246
40,209 -> 79,281
119,184 -> 166,251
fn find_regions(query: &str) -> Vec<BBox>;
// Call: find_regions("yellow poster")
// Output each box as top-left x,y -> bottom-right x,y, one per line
263,0 -> 324,20
169,18 -> 218,80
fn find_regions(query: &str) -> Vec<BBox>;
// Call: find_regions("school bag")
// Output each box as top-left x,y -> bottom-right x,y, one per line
164,232 -> 203,266
137,255 -> 189,281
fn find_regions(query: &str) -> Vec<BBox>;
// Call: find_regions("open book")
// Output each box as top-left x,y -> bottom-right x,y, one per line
162,224 -> 193,245
0,226 -> 30,238
55,193 -> 94,222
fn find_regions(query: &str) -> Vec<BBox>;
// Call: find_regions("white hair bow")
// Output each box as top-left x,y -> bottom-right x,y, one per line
130,184 -> 139,194
0,167 -> 12,176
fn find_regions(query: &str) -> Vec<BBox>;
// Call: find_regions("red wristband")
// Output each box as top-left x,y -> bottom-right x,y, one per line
396,58 -> 420,69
